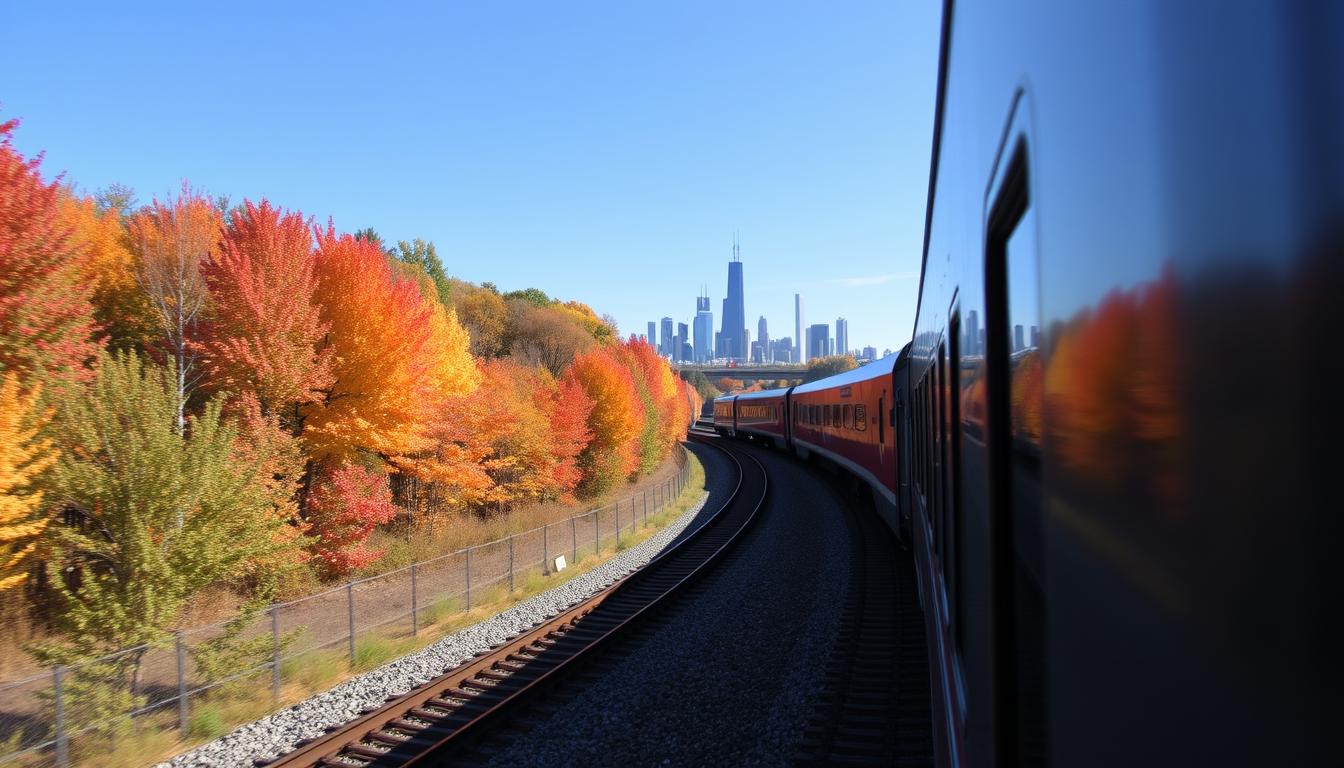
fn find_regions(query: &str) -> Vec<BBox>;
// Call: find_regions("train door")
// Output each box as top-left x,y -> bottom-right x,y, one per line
985,125 -> 1048,766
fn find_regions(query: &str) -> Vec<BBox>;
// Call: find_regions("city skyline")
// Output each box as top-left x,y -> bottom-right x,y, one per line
647,246 -> 876,364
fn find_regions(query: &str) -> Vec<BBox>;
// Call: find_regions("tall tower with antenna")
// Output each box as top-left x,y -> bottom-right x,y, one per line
719,233 -> 747,362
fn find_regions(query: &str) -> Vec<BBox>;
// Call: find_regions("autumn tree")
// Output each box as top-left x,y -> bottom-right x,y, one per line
538,371 -> 593,502
56,191 -> 157,352
0,117 -> 100,385
304,226 -> 476,465
0,375 -> 55,592
509,301 -> 597,376
564,347 -> 643,497
39,352 -> 288,690
128,185 -> 221,433
451,280 -> 509,358
199,199 -> 333,428
306,463 -> 398,577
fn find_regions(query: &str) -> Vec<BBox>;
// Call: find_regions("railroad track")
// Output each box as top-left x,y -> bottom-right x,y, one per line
262,436 -> 766,768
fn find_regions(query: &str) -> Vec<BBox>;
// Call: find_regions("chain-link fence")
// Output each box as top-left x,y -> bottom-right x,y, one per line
0,449 -> 691,767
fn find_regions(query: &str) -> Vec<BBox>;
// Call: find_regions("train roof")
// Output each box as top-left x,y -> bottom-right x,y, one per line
790,350 -> 906,396
734,387 -> 790,402
712,393 -> 736,403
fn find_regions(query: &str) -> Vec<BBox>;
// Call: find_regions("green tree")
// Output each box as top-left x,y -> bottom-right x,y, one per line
503,287 -> 553,307
679,368 -> 719,401
37,352 -> 290,695
393,238 -> 451,307
804,354 -> 859,383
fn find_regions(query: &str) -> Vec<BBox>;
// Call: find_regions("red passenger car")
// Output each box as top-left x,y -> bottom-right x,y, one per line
711,394 -> 736,437
731,388 -> 790,449
788,352 -> 908,532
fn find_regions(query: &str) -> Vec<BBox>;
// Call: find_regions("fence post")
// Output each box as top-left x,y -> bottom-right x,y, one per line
270,605 -> 280,702
411,563 -> 419,637
465,547 -> 473,610
594,509 -> 600,552
346,582 -> 356,666
570,515 -> 577,564
176,630 -> 188,733
53,665 -> 68,768
508,535 -> 515,592
543,524 -> 549,574
643,491 -> 648,525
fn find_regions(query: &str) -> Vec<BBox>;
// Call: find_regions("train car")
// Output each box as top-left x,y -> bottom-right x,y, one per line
730,387 -> 791,449
711,394 -> 736,437
907,3 -> 1339,766
789,352 -> 907,533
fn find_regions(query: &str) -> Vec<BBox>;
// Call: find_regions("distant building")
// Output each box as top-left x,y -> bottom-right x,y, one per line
1014,324 -> 1025,353
794,294 -> 806,364
1030,325 -> 1040,348
965,310 -> 980,355
835,317 -> 848,357
749,341 -> 761,364
693,293 -> 714,363
647,321 -> 657,349
661,317 -> 674,357
861,345 -> 878,361
714,331 -> 722,360
809,323 -> 830,360
677,322 -> 690,362
771,337 -> 793,363
742,329 -> 751,362
757,316 -> 770,363
718,238 -> 746,362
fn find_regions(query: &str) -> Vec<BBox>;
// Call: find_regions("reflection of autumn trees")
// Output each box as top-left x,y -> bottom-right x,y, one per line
1043,269 -> 1179,498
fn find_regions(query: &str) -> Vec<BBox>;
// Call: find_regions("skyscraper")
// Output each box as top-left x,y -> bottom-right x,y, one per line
809,323 -> 830,360
757,316 -> 770,363
794,294 -> 806,364
693,292 -> 714,363
719,237 -> 746,362
677,322 -> 690,362
660,317 -> 674,357
835,317 -> 849,357
647,321 -> 657,349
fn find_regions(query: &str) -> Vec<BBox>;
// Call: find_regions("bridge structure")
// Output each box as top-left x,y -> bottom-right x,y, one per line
674,363 -> 807,381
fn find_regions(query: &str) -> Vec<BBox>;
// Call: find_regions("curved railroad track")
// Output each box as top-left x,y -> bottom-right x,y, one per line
262,434 -> 767,768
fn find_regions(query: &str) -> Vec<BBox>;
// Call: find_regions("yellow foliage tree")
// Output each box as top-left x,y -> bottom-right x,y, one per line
56,192 -> 156,352
0,374 -> 55,591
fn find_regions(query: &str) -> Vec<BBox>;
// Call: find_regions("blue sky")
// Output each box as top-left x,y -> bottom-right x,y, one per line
1,1 -> 940,353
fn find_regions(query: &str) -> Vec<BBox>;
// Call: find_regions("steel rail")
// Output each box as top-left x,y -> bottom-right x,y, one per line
262,434 -> 765,768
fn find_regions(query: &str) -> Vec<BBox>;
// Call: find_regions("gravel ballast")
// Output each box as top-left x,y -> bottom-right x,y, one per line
160,477 -> 714,768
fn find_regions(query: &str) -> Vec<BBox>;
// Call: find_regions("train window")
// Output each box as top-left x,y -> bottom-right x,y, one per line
986,134 -> 1048,763
855,404 -> 867,432
842,404 -> 852,429
948,314 -> 964,658
832,404 -> 841,427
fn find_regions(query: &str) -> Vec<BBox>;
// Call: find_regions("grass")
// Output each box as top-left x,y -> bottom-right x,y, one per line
5,452 -> 707,768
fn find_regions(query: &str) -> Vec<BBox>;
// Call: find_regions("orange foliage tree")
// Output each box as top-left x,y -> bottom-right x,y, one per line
56,191 -> 156,352
563,346 -> 644,497
0,117 -> 100,385
304,226 -> 477,465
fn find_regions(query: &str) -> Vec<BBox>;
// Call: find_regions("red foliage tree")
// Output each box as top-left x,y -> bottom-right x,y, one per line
0,118 -> 100,385
306,463 -> 398,578
199,199 -> 333,426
